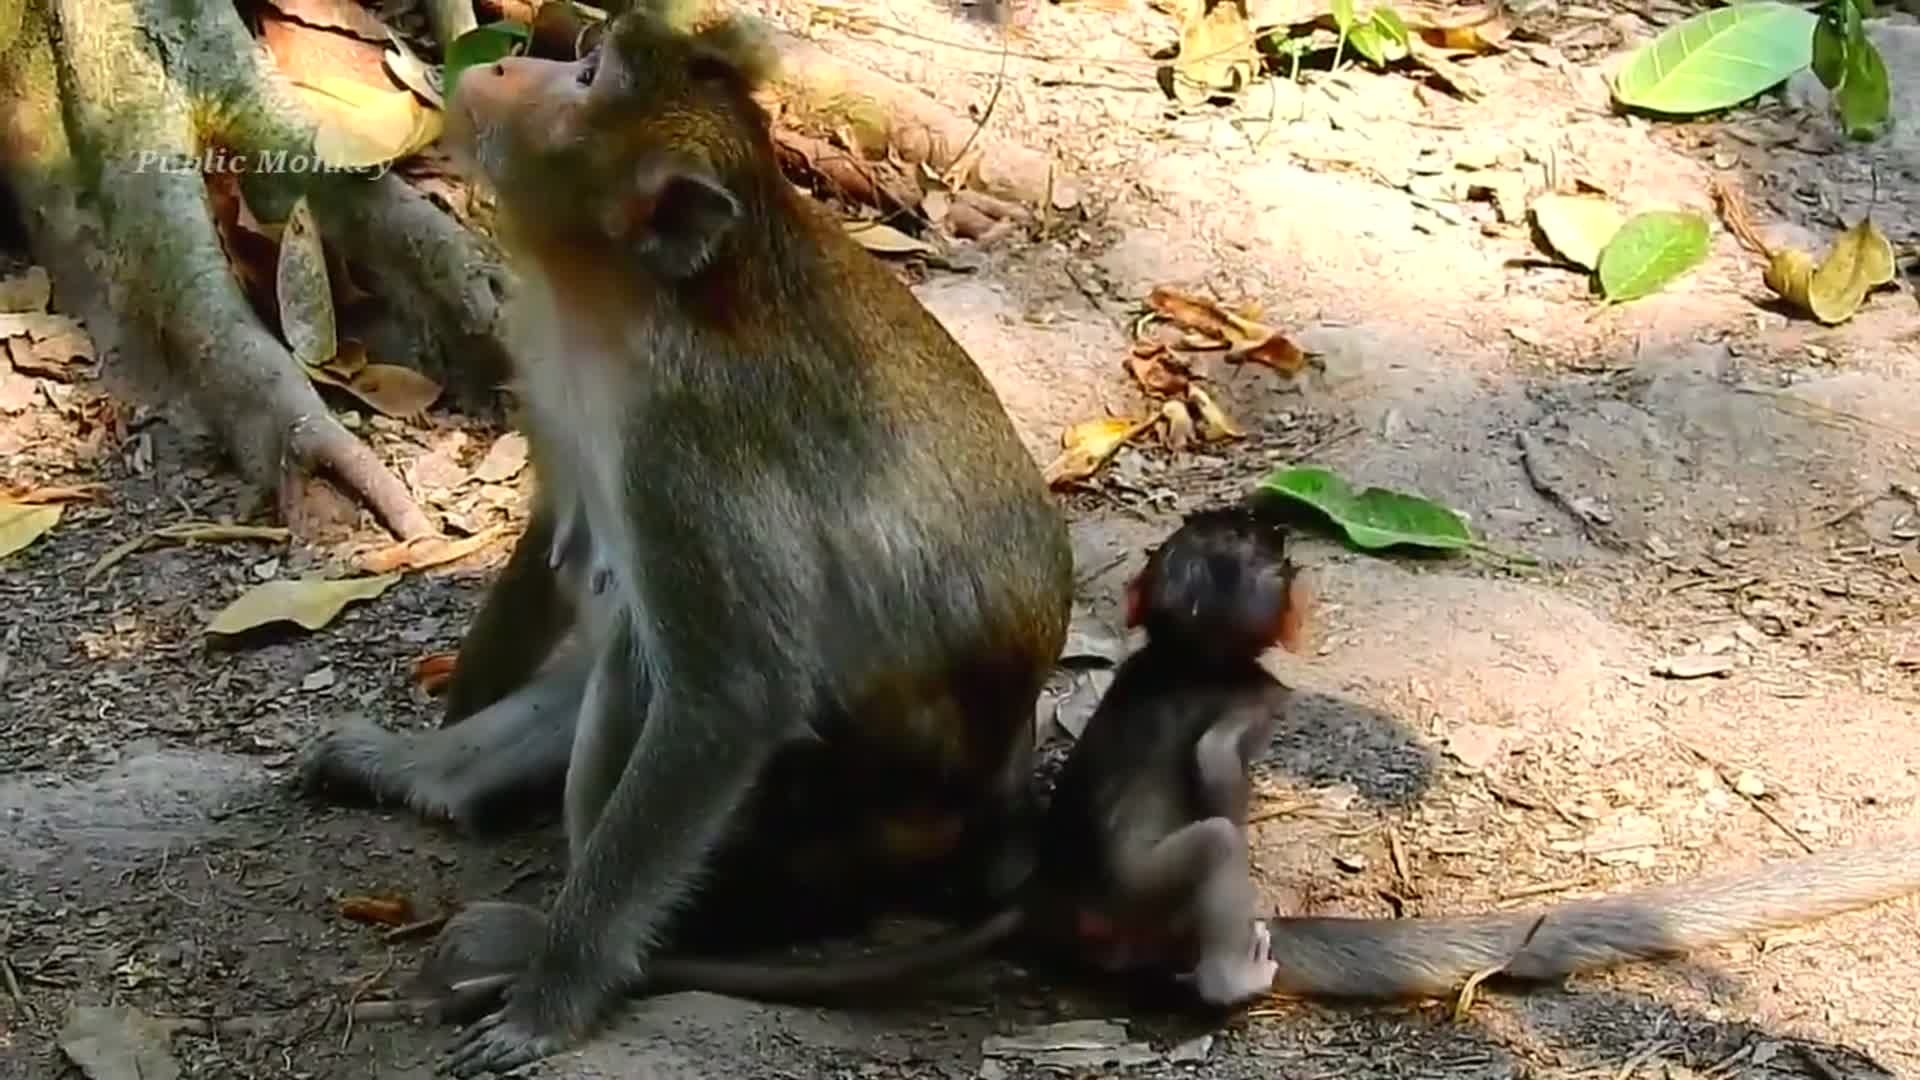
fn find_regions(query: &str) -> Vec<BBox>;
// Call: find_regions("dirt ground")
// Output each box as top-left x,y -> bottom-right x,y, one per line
5,1 -> 1920,1078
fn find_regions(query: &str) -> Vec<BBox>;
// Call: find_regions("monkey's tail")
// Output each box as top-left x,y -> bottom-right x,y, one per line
1265,835 -> 1920,1001
645,908 -> 1027,1001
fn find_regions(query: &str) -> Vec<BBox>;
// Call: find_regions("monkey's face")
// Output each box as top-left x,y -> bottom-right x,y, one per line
444,11 -> 777,275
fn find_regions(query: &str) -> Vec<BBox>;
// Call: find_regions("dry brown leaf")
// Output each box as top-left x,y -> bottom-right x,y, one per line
0,309 -> 96,378
205,574 -> 400,635
844,220 -> 935,255
276,196 -> 337,369
206,169 -> 283,324
1125,343 -> 1191,398
1187,385 -> 1245,441
308,360 -> 443,418
337,894 -> 417,926
1159,399 -> 1195,451
471,432 -> 530,483
1806,218 -> 1896,325
5,483 -> 102,503
0,266 -> 51,312
86,521 -> 290,582
355,525 -> 505,574
259,10 -> 392,88
1419,11 -> 1511,52
262,0 -> 390,42
321,340 -> 371,379
292,75 -> 442,169
1171,0 -> 1258,101
0,501 -> 62,559
413,651 -> 459,695
1144,287 -> 1307,374
384,38 -> 444,109
1042,416 -> 1156,488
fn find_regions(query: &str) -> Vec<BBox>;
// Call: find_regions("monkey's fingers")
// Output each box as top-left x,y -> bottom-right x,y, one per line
434,973 -> 517,1026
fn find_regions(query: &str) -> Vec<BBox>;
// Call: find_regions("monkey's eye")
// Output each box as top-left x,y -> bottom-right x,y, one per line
575,47 -> 602,87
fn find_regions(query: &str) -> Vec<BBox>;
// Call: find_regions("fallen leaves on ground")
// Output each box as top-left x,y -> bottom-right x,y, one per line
1,266 -> 97,379
337,894 -> 417,926
205,573 -> 401,635
1258,465 -> 1474,552
1595,210 -> 1710,303
276,196 -> 337,369
1714,178 -> 1895,324
4,482 -> 102,503
292,75 -> 442,169
470,432 -> 530,483
1529,194 -> 1625,271
844,219 -> 935,255
1143,287 -> 1307,374
307,356 -> 444,418
0,500 -> 63,559
87,522 -> 292,583
1044,416 -> 1157,488
355,525 -> 506,574
261,0 -> 390,42
413,651 -> 459,695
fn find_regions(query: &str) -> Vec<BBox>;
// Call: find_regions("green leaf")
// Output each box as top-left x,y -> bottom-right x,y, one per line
1255,467 -> 1473,552
444,21 -> 531,97
1611,2 -> 1817,115
1845,0 -> 1874,18
1596,210 -> 1710,303
1348,22 -> 1387,66
1810,14 -> 1848,89
1835,37 -> 1890,140
1372,5 -> 1411,49
1331,0 -> 1356,33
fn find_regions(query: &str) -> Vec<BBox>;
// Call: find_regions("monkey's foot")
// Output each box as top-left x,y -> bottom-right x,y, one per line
412,902 -> 549,1023
297,716 -> 476,830
1191,920 -> 1279,1007
441,992 -> 579,1077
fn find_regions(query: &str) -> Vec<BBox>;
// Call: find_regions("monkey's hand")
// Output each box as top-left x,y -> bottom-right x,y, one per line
298,716 -> 461,822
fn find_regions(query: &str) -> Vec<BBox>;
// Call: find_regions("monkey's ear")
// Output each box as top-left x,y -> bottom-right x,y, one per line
1273,571 -> 1311,653
606,156 -> 742,279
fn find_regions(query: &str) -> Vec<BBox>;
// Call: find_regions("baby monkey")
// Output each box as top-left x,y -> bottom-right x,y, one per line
536,504 -> 1310,1007
1037,504 -> 1307,1004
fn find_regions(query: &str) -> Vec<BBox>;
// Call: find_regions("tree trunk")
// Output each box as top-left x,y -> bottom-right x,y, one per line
0,0 -> 511,539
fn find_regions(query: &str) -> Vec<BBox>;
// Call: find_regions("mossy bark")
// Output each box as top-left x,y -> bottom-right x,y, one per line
0,0 -> 514,540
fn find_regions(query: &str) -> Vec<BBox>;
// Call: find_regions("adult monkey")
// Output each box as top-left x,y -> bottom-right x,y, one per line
298,1 -> 1074,1072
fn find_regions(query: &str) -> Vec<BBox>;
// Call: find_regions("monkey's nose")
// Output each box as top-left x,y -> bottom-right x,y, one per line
490,62 -> 506,77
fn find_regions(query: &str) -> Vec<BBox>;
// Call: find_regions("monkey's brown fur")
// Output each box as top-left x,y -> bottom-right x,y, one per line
299,2 -> 1071,1072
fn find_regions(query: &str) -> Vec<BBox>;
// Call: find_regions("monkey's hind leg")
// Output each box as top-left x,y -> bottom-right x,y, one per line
299,649 -> 588,832
1119,817 -> 1277,1008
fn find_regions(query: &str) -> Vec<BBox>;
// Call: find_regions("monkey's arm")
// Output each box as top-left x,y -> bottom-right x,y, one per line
443,615 -> 792,1075
1191,687 -> 1280,826
443,496 -> 577,725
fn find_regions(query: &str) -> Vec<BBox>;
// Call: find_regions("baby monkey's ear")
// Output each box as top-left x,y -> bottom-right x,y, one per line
603,153 -> 742,280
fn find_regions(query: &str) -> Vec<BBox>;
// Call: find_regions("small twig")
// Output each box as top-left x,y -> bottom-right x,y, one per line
1649,712 -> 1815,855
383,914 -> 450,944
1452,913 -> 1547,1020
1386,826 -> 1418,898
1613,1039 -> 1678,1080
341,950 -> 396,1049
1,954 -> 31,1024
1497,877 -> 1587,903
1792,1043 -> 1851,1080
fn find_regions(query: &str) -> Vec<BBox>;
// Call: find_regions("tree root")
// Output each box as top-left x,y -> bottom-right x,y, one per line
481,0 -> 1079,212
1,0 -> 447,540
